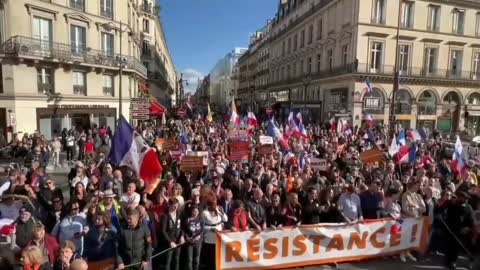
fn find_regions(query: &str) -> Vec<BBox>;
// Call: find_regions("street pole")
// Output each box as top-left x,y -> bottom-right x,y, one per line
118,20 -> 123,118
389,0 -> 403,141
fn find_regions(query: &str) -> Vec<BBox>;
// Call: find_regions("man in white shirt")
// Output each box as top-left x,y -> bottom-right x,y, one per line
120,182 -> 141,209
338,185 -> 363,223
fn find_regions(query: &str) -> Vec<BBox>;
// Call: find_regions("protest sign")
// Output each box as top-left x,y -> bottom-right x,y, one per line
216,217 -> 429,270
259,135 -> 274,145
228,129 -> 250,142
257,145 -> 273,156
309,158 -> 328,171
156,138 -> 178,151
360,147 -> 385,165
228,142 -> 250,162
186,150 -> 209,166
180,156 -> 204,172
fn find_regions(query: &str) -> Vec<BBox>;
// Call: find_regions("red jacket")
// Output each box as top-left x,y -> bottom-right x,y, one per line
27,234 -> 59,265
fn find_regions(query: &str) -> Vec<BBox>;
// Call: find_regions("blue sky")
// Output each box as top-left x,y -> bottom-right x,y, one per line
160,0 -> 278,92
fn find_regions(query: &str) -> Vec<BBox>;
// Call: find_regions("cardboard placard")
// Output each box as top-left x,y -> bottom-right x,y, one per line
228,129 -> 250,142
180,156 -> 204,172
259,135 -> 274,145
156,137 -> 178,151
309,158 -> 328,171
228,152 -> 250,162
257,145 -> 273,156
360,147 -> 385,165
186,150 -> 209,166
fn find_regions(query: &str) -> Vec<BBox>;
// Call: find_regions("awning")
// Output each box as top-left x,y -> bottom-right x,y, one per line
149,98 -> 167,116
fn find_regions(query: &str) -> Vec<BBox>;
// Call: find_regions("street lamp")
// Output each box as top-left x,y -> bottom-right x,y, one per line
101,21 -> 129,118
177,73 -> 188,107
389,0 -> 404,141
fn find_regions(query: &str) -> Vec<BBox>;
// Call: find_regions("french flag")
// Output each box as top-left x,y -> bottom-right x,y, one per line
366,114 -> 376,127
110,116 -> 162,183
398,130 -> 406,146
288,112 -> 299,132
365,80 -> 373,94
296,113 -> 309,139
229,98 -> 241,127
267,119 -> 290,150
247,112 -> 258,128
451,135 -> 465,174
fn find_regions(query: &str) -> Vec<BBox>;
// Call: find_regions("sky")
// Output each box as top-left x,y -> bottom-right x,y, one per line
160,0 -> 278,93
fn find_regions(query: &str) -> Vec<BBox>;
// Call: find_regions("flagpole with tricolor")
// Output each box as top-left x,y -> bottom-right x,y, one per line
229,97 -> 241,128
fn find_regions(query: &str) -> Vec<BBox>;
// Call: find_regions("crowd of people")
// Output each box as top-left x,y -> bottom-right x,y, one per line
0,115 -> 479,270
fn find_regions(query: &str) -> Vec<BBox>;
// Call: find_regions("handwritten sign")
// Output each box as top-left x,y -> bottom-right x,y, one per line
309,158 -> 328,171
257,145 -> 273,156
228,129 -> 250,142
360,147 -> 385,165
156,138 -> 178,152
186,150 -> 209,166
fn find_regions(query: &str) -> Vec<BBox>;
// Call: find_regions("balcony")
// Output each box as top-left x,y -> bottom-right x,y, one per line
73,85 -> 86,96
2,36 -> 147,77
140,3 -> 159,15
38,83 -> 54,94
103,87 -> 114,96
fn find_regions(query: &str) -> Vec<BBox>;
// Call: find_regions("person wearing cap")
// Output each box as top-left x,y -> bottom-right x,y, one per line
116,209 -> 152,270
441,191 -> 475,270
27,222 -> 59,268
15,205 -> 36,248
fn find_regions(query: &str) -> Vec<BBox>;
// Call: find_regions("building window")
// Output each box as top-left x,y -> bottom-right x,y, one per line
100,0 -> 113,18
316,54 -> 321,72
70,0 -> 85,11
401,1 -> 414,28
143,19 -> 150,33
468,92 -> 480,105
394,89 -> 413,114
73,71 -> 86,95
37,68 -> 54,94
398,44 -> 411,75
372,0 -> 386,24
287,37 -> 291,53
101,32 -> 114,56
476,13 -> 480,36
282,40 -> 285,56
70,25 -> 86,54
418,90 -> 437,115
293,34 -> 298,51
300,29 -> 305,48
142,40 -> 150,56
32,17 -> 52,54
427,5 -> 441,32
369,41 -> 383,73
424,47 -> 438,75
308,24 -> 313,44
449,49 -> 463,77
342,45 -> 348,67
328,49 -> 333,71
103,75 -> 114,96
307,57 -> 312,74
452,8 -> 465,34
292,62 -> 297,77
473,52 -> 480,79
287,65 -> 291,79
317,19 -> 323,40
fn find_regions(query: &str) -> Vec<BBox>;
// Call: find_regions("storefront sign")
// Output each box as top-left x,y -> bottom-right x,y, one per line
364,97 -> 380,108
130,98 -> 150,120
216,217 -> 429,270
47,105 -> 109,109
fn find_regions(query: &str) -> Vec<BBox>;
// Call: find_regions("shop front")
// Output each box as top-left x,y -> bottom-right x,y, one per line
37,105 -> 116,140
465,92 -> 480,135
324,88 -> 350,122
362,87 -> 386,127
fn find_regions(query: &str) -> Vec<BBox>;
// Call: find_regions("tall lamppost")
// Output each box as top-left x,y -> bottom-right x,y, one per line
101,21 -> 129,118
389,0 -> 404,140
177,73 -> 188,107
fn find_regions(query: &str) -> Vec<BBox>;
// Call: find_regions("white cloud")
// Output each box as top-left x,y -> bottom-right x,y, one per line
181,68 -> 204,94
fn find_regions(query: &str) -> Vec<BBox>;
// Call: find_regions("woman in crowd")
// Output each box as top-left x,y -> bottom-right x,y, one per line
182,204 -> 203,270
228,200 -> 248,231
83,212 -> 117,263
21,246 -> 45,270
266,193 -> 284,229
27,223 -> 59,269
201,192 -> 227,270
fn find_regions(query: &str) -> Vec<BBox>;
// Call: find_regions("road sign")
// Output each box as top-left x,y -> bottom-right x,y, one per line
177,108 -> 186,117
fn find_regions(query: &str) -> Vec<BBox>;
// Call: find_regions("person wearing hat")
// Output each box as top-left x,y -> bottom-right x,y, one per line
116,209 -> 152,270
14,205 -> 36,248
98,190 -> 122,232
442,191 -> 475,270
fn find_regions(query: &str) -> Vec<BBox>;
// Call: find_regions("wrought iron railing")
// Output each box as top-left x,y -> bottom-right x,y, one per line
103,87 -> 114,97
73,85 -> 86,95
2,36 -> 147,77
38,83 -> 54,94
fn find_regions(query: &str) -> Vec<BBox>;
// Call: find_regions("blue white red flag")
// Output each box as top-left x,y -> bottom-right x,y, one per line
110,116 -> 162,183
451,135 -> 465,174
365,80 -> 373,94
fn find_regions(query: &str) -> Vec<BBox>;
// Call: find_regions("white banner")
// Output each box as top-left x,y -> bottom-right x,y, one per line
186,150 -> 209,166
259,136 -> 274,145
216,218 -> 429,270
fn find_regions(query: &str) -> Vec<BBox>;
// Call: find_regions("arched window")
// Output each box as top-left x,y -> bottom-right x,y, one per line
394,89 -> 412,114
363,88 -> 385,114
467,92 -> 480,105
418,90 -> 437,115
